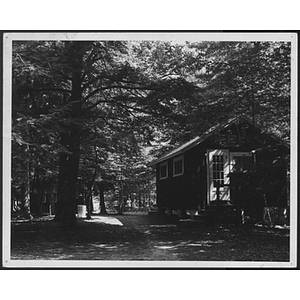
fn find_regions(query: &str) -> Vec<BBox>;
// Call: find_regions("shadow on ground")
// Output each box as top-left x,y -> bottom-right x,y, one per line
11,213 -> 289,261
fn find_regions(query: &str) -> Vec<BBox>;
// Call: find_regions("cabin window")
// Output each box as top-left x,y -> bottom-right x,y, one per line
173,156 -> 184,177
212,154 -> 224,187
159,162 -> 168,180
230,152 -> 252,172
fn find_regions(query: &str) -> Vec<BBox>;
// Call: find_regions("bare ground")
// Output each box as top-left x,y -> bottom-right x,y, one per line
10,213 -> 290,262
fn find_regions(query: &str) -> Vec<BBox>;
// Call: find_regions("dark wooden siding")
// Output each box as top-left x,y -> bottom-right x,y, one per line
156,144 -> 207,210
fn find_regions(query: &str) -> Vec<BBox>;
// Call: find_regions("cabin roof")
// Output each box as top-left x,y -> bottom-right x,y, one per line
148,116 -> 288,166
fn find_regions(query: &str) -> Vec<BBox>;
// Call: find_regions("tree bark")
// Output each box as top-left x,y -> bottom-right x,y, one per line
21,182 -> 32,219
37,185 -> 45,217
21,144 -> 32,219
85,180 -> 94,219
54,72 -> 82,228
99,182 -> 107,214
55,129 -> 80,227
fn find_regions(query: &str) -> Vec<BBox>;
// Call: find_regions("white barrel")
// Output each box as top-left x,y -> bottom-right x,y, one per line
77,205 -> 87,218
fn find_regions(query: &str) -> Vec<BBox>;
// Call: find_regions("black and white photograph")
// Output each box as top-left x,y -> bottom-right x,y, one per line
2,32 -> 297,269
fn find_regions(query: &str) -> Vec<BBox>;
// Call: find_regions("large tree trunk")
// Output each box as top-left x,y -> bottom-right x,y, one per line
55,129 -> 81,227
55,72 -> 82,228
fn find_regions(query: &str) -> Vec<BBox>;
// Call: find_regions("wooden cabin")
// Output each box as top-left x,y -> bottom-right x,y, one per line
149,117 -> 289,224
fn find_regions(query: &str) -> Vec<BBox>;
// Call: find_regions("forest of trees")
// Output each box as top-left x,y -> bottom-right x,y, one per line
11,39 -> 291,227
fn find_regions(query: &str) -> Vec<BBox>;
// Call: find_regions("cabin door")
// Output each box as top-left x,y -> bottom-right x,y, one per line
207,149 -> 230,204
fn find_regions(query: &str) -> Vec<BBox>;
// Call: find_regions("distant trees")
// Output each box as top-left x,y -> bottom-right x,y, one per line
12,41 -> 61,218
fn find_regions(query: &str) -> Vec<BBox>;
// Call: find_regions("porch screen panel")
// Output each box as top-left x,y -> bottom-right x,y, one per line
212,155 -> 224,186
